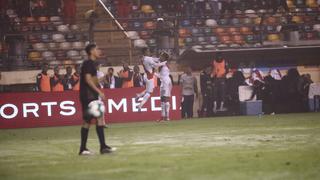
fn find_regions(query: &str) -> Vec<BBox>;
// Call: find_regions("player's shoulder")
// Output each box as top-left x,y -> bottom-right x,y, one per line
37,73 -> 43,78
143,56 -> 152,61
82,59 -> 93,65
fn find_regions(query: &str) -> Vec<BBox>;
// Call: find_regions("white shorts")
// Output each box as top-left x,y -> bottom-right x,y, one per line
160,80 -> 172,97
146,78 -> 154,93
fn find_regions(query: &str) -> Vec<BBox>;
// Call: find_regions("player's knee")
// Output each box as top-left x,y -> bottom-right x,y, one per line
144,92 -> 151,99
96,117 -> 105,126
161,96 -> 169,102
82,122 -> 90,129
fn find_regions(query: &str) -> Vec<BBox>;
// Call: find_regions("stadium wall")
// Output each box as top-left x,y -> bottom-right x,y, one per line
0,86 -> 182,129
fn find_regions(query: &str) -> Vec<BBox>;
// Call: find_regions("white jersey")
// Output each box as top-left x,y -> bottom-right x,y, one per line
159,64 -> 171,83
142,56 -> 166,74
159,64 -> 172,97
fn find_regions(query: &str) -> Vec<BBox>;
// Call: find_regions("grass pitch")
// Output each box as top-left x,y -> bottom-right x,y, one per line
1,113 -> 320,180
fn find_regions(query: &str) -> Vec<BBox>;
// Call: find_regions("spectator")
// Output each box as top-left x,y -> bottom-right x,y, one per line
246,68 -> 265,101
96,63 -> 105,89
30,0 -> 47,16
200,66 -> 213,117
133,65 -> 144,87
71,64 -> 80,91
14,0 -> 30,17
195,0 -> 206,17
62,0 -> 76,24
179,67 -> 198,118
47,0 -> 62,16
152,18 -> 172,52
281,68 -> 301,113
51,66 -> 64,92
263,69 -> 282,114
298,74 -> 313,112
226,70 -> 246,115
269,0 -> 289,13
183,0 -> 195,17
212,53 -> 227,112
63,66 -> 73,90
208,0 -> 220,19
118,63 -> 134,88
36,63 -> 51,92
105,67 -> 121,89
0,0 -> 9,13
116,0 -> 131,18
220,0 -> 234,15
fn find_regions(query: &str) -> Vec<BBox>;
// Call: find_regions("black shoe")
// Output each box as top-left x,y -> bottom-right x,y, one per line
100,145 -> 117,154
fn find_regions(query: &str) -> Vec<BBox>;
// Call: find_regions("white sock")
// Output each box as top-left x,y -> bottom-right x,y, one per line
165,102 -> 170,119
220,101 -> 224,109
161,102 -> 166,117
139,92 -> 151,108
213,101 -> 217,111
136,91 -> 145,98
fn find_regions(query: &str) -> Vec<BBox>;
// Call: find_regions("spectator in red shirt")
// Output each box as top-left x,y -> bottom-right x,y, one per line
63,0 -> 76,24
116,0 -> 131,18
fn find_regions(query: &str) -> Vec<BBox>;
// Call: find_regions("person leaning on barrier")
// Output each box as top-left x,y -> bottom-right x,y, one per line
118,63 -> 134,88
36,63 -> 51,92
63,66 -> 73,91
51,65 -> 64,92
71,64 -> 81,91
105,67 -> 121,89
133,65 -> 145,88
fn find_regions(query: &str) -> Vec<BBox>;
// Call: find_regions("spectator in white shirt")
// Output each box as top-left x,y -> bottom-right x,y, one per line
179,67 -> 198,118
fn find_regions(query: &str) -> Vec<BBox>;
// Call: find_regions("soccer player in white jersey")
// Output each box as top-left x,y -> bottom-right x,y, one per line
157,52 -> 172,121
135,48 -> 167,111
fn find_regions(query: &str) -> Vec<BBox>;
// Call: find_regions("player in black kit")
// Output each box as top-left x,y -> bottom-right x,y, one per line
79,43 -> 116,155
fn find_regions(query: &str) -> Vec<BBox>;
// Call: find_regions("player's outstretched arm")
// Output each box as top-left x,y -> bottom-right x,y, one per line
152,61 -> 167,68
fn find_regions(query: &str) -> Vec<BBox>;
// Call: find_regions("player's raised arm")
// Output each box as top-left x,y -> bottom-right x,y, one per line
151,60 -> 167,68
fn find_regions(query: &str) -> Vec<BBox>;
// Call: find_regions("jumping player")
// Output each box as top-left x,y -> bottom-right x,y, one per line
157,52 -> 172,121
135,48 -> 167,111
79,43 -> 116,155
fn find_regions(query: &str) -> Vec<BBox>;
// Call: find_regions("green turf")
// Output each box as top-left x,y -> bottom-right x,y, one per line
1,113 -> 320,180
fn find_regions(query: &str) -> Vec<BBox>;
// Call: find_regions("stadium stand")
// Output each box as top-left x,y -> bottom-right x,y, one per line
111,0 -> 320,52
1,0 -> 320,71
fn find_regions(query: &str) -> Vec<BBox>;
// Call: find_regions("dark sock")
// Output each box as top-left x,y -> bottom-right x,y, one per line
80,127 -> 89,152
96,125 -> 107,150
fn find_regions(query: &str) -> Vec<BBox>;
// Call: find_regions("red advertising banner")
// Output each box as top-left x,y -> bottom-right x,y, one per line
0,86 -> 182,129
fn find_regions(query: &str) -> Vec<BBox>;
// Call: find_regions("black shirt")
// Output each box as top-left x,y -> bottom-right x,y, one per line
80,59 -> 98,102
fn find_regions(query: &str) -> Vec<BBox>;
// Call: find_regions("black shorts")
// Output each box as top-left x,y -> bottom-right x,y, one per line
80,99 -> 97,123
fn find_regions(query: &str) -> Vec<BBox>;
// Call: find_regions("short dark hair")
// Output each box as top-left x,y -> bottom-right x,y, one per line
141,47 -> 149,55
108,67 -> 114,71
85,43 -> 97,55
160,52 -> 169,60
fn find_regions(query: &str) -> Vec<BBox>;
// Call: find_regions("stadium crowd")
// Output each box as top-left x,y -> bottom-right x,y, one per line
35,62 -> 174,92
106,0 -> 296,18
0,0 -> 76,24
